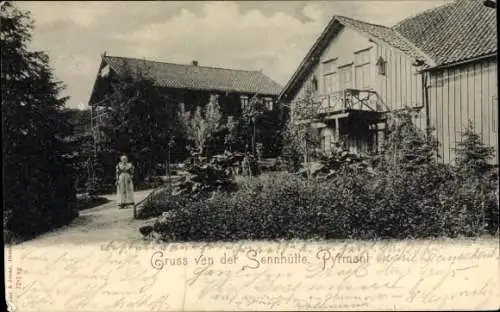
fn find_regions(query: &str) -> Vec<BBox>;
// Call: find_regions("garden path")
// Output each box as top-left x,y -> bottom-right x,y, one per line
15,188 -> 156,247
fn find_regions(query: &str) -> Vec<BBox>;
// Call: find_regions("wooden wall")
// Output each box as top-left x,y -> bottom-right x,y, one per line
375,44 -> 425,130
287,25 -> 498,164
427,58 -> 498,164
291,27 -> 375,103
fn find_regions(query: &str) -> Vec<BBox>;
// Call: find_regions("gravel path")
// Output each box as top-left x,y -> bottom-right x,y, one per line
17,189 -> 156,247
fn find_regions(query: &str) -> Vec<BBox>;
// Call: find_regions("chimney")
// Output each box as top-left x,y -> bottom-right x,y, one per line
192,60 -> 198,66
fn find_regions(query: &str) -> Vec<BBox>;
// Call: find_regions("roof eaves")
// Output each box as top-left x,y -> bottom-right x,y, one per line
420,52 -> 497,72
335,15 -> 437,67
392,30 -> 437,67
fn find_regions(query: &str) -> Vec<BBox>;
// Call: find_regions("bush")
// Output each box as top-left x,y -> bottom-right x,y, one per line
142,109 -> 498,241
137,153 -> 240,220
137,185 -> 189,219
148,162 -> 497,242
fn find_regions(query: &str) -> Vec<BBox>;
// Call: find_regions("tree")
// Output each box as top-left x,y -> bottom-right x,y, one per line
60,108 -> 92,192
98,65 -> 179,189
2,2 -> 78,242
223,115 -> 237,152
381,108 -> 438,170
178,94 -> 222,157
281,85 -> 321,171
455,121 -> 495,175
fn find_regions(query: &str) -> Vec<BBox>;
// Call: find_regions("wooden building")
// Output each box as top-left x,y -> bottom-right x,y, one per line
88,54 -> 283,157
279,0 -> 497,163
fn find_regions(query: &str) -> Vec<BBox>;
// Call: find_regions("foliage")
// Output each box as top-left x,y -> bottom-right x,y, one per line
455,121 -> 495,175
381,108 -> 438,170
300,147 -> 373,179
281,86 -> 321,172
96,64 -> 180,189
137,153 -> 240,220
223,96 -> 285,157
147,160 -> 497,242
178,94 -> 222,157
2,2 -> 78,243
137,185 -> 180,219
176,156 -> 238,200
223,115 -> 238,152
60,108 -> 93,192
241,153 -> 260,176
142,107 -> 498,241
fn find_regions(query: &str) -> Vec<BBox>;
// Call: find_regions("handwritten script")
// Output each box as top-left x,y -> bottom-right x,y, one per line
4,238 -> 499,310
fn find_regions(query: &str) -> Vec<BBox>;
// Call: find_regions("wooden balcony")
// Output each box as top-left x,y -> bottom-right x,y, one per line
292,89 -> 387,123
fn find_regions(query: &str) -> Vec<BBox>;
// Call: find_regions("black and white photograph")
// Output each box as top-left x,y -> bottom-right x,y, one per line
3,0 -> 499,310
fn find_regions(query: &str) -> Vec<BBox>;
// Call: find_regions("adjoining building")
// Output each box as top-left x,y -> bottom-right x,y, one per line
88,54 -> 284,157
279,0 -> 497,163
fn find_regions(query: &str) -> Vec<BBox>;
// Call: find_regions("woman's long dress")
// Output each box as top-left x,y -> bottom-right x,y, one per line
116,162 -> 135,206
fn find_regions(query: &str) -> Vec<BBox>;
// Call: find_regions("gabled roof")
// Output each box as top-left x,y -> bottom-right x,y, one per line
336,16 -> 432,63
393,0 -> 497,66
99,55 -> 282,96
280,0 -> 497,101
279,15 -> 431,101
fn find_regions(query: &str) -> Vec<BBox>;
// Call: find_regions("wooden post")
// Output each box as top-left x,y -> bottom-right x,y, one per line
334,118 -> 340,144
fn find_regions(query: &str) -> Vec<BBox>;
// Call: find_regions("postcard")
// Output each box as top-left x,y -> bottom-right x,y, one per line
3,0 -> 499,311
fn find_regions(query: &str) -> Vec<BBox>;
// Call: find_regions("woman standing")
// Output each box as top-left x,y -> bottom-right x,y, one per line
116,155 -> 135,209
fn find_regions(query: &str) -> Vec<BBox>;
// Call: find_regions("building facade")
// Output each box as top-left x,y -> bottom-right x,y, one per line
88,54 -> 284,158
279,0 -> 497,163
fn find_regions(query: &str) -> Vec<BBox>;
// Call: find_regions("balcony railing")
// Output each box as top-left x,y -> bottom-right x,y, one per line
293,89 -> 386,120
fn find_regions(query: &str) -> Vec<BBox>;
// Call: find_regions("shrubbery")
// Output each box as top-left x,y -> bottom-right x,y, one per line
137,152 -> 240,219
141,109 -> 498,241
149,163 -> 497,242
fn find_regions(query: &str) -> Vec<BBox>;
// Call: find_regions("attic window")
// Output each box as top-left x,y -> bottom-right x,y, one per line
376,57 -> 386,76
241,96 -> 249,109
264,98 -> 274,111
311,75 -> 318,91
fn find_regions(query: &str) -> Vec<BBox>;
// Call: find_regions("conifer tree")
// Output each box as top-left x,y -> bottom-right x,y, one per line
2,2 -> 78,241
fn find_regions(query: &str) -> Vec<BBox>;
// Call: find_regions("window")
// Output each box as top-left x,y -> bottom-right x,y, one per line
376,56 -> 386,76
240,96 -> 249,109
324,72 -> 338,94
355,49 -> 371,89
264,98 -> 274,111
354,48 -> 371,65
311,76 -> 318,91
323,58 -> 338,94
322,58 -> 337,74
339,64 -> 353,90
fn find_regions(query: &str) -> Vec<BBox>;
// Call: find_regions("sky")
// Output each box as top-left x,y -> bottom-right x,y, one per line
17,1 -> 452,109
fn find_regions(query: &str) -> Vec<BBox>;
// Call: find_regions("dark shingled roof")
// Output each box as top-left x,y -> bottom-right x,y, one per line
102,55 -> 282,95
393,0 -> 497,66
